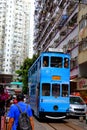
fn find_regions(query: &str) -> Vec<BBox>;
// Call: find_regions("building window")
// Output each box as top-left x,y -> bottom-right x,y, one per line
79,19 -> 87,31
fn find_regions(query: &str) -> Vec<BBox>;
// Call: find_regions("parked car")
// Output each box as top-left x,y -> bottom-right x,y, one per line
69,95 -> 86,117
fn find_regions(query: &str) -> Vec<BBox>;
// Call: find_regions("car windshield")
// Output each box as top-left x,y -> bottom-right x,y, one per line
70,96 -> 85,105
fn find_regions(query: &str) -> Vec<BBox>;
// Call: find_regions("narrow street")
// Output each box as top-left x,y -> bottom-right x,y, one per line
34,117 -> 87,130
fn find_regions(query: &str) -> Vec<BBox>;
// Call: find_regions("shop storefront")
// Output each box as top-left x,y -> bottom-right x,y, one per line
77,78 -> 87,104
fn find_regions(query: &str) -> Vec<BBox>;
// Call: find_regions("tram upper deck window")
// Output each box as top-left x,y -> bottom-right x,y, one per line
64,58 -> 69,68
51,57 -> 62,68
42,83 -> 50,96
43,56 -> 49,67
52,84 -> 60,97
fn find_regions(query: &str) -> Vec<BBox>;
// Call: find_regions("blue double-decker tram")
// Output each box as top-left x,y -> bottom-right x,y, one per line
28,52 -> 70,119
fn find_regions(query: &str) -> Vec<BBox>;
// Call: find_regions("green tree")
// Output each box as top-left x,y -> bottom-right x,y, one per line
16,54 -> 38,94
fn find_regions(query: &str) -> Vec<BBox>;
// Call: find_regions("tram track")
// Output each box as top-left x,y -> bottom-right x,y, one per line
64,122 -> 79,130
47,122 -> 82,130
48,123 -> 57,130
34,117 -> 86,130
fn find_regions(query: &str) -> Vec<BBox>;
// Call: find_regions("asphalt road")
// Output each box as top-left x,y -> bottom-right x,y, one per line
34,117 -> 87,130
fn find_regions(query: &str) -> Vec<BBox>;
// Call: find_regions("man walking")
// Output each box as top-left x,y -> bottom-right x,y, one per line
7,94 -> 34,130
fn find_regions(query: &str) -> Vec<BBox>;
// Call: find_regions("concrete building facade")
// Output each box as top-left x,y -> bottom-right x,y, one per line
77,3 -> 87,101
33,0 -> 87,101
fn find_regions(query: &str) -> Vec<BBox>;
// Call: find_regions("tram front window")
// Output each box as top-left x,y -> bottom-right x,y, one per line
64,58 -> 69,68
52,84 -> 60,97
42,83 -> 50,96
51,57 -> 62,68
43,56 -> 49,67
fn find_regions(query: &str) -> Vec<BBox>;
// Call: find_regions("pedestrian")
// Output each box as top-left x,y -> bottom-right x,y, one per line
13,95 -> 18,104
43,60 -> 48,67
0,85 -> 10,128
7,93 -> 34,130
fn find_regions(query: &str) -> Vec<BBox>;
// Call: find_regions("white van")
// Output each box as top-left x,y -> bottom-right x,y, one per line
69,95 -> 86,117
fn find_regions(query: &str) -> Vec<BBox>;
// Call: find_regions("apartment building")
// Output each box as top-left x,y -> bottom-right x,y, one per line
77,3 -> 87,101
0,0 -> 31,82
34,0 -> 87,99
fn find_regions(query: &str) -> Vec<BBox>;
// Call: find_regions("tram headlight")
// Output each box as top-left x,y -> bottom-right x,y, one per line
53,105 -> 58,110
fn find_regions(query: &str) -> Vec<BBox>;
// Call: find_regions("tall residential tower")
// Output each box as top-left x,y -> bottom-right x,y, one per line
0,0 -> 31,81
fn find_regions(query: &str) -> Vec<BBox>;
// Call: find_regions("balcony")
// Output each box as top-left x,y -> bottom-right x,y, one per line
70,57 -> 78,70
78,37 -> 87,64
58,0 -> 65,9
67,1 -> 76,16
60,26 -> 67,36
78,35 -> 87,76
63,44 -> 71,53
58,14 -> 68,29
78,49 -> 87,65
79,37 -> 87,53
